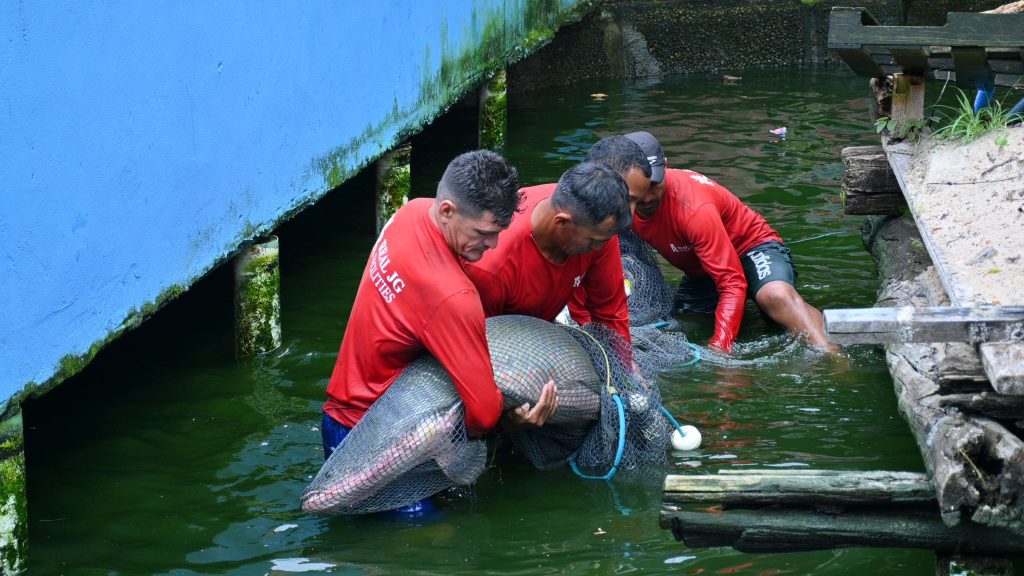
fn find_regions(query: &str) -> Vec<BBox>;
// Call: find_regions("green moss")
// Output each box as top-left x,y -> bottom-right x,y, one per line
308,0 -> 595,201
480,70 -> 508,152
236,247 -> 282,357
378,147 -> 412,229
0,438 -> 26,575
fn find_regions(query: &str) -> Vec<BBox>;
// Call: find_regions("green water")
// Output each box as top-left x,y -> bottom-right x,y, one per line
25,68 -> 938,574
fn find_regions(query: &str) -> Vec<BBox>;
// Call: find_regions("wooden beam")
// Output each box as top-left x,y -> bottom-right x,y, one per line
832,47 -> 886,77
660,506 -> 1024,555
980,342 -> 1024,395
951,46 -> 994,90
828,9 -> 1024,50
663,470 -> 935,507
890,47 -> 931,76
825,306 -> 1024,345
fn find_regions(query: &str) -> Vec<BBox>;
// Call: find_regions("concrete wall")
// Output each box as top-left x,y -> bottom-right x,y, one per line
0,0 -> 593,411
509,0 -> 1007,91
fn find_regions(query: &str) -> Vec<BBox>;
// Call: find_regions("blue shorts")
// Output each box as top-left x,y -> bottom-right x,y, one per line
321,412 -> 351,461
674,241 -> 798,315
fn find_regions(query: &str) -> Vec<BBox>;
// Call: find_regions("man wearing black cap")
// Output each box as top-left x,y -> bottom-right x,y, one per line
587,132 -> 835,354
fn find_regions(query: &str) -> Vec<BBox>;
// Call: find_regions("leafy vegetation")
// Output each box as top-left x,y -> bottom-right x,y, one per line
930,89 -> 1018,146
874,115 -> 932,142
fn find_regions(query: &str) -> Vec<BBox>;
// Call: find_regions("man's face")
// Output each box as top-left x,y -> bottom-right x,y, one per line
441,203 -> 505,262
558,215 -> 618,256
634,174 -> 666,219
623,167 -> 655,216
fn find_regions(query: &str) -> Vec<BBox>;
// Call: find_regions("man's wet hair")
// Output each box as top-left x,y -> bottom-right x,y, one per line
585,136 -> 652,179
437,150 -> 522,227
552,162 -> 632,233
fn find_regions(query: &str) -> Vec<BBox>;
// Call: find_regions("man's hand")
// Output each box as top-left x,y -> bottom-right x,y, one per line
501,380 -> 558,430
708,340 -> 730,354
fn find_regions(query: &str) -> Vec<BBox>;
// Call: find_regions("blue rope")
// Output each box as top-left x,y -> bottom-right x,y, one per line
570,393 -> 626,481
679,342 -> 701,367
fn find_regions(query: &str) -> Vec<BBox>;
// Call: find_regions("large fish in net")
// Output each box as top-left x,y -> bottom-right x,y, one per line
302,315 -> 607,515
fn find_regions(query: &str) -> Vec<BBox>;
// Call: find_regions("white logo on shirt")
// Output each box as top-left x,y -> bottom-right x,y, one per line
689,173 -> 713,186
669,243 -> 692,253
572,275 -> 583,288
368,239 -> 405,303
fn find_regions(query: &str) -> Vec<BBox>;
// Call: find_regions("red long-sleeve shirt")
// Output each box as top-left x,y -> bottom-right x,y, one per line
323,198 -> 504,435
464,184 -> 631,345
632,169 -> 781,352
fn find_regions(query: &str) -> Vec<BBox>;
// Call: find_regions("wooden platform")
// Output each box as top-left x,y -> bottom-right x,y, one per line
828,7 -> 1024,88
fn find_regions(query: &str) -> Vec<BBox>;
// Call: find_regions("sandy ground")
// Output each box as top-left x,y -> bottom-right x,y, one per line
904,126 -> 1024,306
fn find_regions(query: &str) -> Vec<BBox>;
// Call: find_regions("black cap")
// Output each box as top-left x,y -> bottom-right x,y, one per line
624,131 -> 665,184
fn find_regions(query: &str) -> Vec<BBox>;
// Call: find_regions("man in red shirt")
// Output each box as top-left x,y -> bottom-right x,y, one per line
320,151 -> 559,496
463,162 -> 633,346
587,133 -> 835,354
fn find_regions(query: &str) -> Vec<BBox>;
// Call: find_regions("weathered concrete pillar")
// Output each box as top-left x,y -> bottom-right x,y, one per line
234,235 -> 282,358
0,411 -> 27,575
375,143 -> 411,234
478,69 -> 507,152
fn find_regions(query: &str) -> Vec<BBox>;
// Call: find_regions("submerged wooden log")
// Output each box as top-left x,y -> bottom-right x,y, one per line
841,145 -> 905,215
664,470 -> 934,507
660,506 -> 1024,555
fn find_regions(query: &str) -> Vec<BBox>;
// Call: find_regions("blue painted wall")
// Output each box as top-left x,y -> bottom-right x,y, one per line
0,1 -> 587,406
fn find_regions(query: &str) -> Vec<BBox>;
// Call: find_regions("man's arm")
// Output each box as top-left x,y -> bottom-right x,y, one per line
572,237 -> 632,345
462,264 -> 507,318
686,205 -> 746,352
420,290 -> 504,434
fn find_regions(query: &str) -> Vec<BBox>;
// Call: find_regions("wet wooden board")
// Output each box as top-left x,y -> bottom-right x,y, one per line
882,139 -> 1024,395
663,470 -> 935,506
824,306 -> 1024,344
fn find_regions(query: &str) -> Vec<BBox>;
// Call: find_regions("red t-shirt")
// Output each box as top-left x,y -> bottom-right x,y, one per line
632,169 -> 781,352
323,198 -> 503,435
464,184 -> 631,344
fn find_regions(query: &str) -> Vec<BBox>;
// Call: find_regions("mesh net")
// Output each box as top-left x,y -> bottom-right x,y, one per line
619,229 -> 674,327
302,315 -> 605,515
302,231 -> 699,515
618,229 -> 698,376
567,322 -> 668,481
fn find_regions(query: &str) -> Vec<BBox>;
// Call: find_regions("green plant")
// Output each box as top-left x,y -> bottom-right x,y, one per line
930,89 -> 1016,145
875,115 -> 932,142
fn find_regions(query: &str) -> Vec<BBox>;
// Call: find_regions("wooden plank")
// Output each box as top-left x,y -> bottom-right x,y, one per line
980,342 -> 1024,395
951,46 -> 994,89
832,47 -> 885,77
933,70 -> 1023,87
939,389 -> 1024,419
828,9 -> 1024,50
882,138 -> 1024,392
890,47 -> 931,75
663,471 -> 934,506
660,507 -> 1024,555
824,306 -> 1024,345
